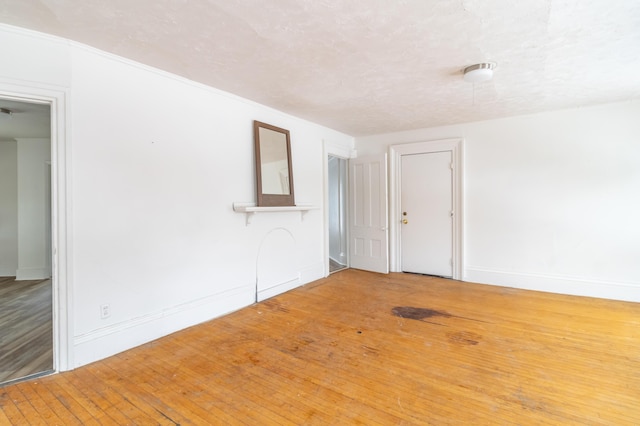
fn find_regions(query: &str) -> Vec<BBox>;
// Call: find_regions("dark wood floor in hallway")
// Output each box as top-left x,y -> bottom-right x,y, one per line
1,269 -> 639,424
0,277 -> 53,385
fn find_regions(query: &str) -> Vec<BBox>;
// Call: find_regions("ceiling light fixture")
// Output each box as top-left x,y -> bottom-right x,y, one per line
0,107 -> 13,119
463,63 -> 496,83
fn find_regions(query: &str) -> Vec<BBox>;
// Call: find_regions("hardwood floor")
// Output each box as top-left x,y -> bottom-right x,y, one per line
1,269 -> 639,424
0,277 -> 53,385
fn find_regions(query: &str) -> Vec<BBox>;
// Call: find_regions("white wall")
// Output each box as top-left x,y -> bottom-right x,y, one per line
0,25 -> 71,87
0,141 -> 18,277
357,101 -> 640,302
66,44 -> 352,366
0,24 -> 354,368
16,138 -> 51,280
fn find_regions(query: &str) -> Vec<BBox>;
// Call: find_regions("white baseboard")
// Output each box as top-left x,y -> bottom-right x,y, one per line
255,262 -> 325,302
16,267 -> 49,280
465,267 -> 640,303
257,277 -> 300,302
73,284 -> 255,368
73,261 -> 331,367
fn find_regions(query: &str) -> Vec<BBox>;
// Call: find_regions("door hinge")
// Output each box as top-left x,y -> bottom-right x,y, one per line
450,163 -> 454,170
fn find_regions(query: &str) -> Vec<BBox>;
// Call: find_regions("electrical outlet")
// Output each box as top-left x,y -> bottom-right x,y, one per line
100,304 -> 111,319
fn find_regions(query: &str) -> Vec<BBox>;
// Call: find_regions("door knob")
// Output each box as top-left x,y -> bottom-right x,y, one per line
402,219 -> 408,224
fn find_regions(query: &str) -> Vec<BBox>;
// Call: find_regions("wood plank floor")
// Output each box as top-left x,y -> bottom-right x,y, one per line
0,277 -> 53,385
1,269 -> 639,424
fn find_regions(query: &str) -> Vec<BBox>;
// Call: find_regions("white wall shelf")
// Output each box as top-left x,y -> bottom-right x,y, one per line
233,202 -> 318,225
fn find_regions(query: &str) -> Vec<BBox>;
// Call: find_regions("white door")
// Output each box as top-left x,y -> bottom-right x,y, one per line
401,151 -> 453,277
349,153 -> 389,273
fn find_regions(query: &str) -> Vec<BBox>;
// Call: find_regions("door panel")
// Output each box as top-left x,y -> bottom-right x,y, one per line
349,154 -> 388,273
401,151 -> 453,277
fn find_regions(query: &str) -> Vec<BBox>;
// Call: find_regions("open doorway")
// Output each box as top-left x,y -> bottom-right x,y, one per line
0,98 -> 53,385
328,155 -> 348,273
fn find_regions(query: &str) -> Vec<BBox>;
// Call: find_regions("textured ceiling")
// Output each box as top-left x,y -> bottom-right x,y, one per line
1,0 -> 639,136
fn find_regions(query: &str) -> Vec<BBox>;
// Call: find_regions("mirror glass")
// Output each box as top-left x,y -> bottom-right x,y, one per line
258,127 -> 290,195
254,121 -> 295,206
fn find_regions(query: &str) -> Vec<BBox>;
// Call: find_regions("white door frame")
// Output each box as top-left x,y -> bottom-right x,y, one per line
0,81 -> 73,372
389,138 -> 464,279
323,140 -> 355,276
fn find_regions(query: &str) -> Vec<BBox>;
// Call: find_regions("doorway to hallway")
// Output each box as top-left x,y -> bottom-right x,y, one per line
0,97 -> 53,385
328,155 -> 348,273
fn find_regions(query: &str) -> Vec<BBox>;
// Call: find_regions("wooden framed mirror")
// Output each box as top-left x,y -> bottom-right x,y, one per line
254,120 -> 295,206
